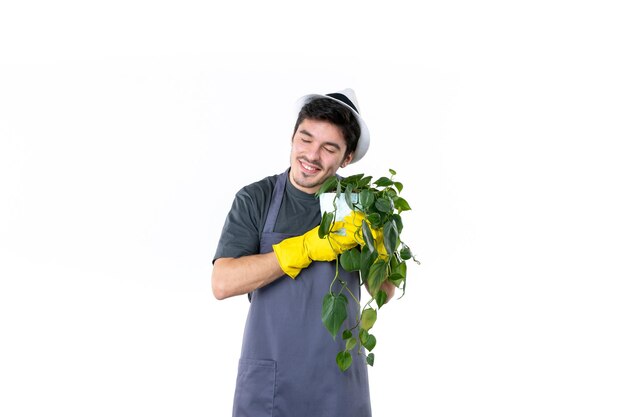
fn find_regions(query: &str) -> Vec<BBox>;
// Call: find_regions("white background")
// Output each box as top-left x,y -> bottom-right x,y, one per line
1,1 -> 625,416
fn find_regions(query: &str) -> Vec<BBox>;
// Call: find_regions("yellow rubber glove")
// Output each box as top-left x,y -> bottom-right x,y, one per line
273,214 -> 362,279
344,212 -> 389,261
365,225 -> 389,261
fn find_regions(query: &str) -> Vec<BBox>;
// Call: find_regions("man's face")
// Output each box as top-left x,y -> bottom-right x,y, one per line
289,118 -> 353,194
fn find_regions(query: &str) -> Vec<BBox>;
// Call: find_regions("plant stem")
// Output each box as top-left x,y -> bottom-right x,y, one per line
343,283 -> 360,306
329,257 -> 340,294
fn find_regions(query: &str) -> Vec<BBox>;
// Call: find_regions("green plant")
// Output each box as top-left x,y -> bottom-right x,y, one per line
315,168 -> 420,372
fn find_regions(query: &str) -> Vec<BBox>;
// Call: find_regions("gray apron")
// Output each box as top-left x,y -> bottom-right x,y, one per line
233,170 -> 372,417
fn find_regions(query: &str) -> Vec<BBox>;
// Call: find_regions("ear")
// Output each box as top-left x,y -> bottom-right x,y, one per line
340,152 -> 354,168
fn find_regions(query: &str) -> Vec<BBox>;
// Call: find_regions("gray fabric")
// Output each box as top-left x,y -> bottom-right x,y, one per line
213,169 -> 321,262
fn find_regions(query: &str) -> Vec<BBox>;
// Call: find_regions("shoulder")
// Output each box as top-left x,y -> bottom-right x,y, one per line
238,173 -> 279,198
233,173 -> 280,207
229,172 -> 282,213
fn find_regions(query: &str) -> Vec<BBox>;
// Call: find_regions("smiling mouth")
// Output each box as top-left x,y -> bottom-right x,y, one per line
299,159 -> 321,174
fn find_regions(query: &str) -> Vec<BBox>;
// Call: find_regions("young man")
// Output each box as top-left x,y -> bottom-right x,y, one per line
212,89 -> 390,416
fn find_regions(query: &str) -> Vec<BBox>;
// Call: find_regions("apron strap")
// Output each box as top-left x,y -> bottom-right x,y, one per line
262,168 -> 289,234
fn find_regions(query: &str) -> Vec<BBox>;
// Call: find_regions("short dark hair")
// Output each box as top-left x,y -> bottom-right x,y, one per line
293,97 -> 361,158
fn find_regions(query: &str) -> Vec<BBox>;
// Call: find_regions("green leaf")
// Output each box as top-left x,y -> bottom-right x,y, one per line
361,220 -> 376,252
336,351 -> 352,372
392,214 -> 404,234
366,212 -> 382,228
393,196 -> 411,212
388,273 -> 405,288
342,329 -> 352,340
383,219 -> 399,255
375,197 -> 393,213
400,245 -> 412,260
345,337 -> 357,351
343,173 -> 364,184
366,352 -> 375,366
339,248 -> 361,272
389,168 -> 397,176
389,257 -> 408,288
357,176 -> 373,188
319,211 -> 334,238
362,333 -> 377,351
374,176 -> 394,187
375,290 -> 388,309
344,184 -> 354,210
390,252 -> 400,268
360,308 -> 377,331
316,176 -> 338,196
359,328 -> 368,344
359,189 -> 374,209
321,293 -> 348,339
393,181 -> 403,193
360,221 -> 379,283
391,260 -> 407,279
367,260 -> 388,295
360,247 -> 378,280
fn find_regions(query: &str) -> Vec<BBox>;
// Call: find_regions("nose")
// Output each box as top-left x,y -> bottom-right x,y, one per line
304,144 -> 322,163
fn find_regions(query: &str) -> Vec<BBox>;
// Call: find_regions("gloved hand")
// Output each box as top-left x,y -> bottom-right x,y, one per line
273,212 -> 363,279
345,212 -> 389,261
359,223 -> 389,261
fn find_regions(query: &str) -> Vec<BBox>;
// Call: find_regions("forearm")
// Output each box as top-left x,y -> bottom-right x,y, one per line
211,252 -> 285,300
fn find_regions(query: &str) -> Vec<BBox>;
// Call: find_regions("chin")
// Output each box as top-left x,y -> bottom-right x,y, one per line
292,172 -> 321,192
296,175 -> 320,188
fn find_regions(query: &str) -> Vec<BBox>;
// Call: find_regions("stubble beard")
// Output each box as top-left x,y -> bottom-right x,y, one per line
292,158 -> 331,193
292,170 -> 326,191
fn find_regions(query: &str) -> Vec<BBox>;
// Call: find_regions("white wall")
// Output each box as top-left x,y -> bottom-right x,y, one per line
1,1 -> 625,416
